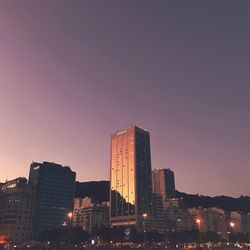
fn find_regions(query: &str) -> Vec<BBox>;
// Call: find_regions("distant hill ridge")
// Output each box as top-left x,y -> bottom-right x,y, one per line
75,181 -> 250,213
176,191 -> 250,213
75,181 -> 109,202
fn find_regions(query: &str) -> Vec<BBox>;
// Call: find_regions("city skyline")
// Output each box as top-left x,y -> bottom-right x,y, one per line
0,1 -> 250,197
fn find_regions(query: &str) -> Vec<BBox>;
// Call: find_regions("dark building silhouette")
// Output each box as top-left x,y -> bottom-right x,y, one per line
110,126 -> 153,230
152,193 -> 165,233
29,161 -> 76,240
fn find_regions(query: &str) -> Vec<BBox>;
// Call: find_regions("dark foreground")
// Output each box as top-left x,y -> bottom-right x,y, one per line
1,244 -> 250,250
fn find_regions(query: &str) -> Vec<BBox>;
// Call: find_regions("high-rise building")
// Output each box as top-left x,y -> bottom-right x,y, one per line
0,178 -> 35,243
152,168 -> 176,200
29,161 -> 76,240
110,126 -> 153,230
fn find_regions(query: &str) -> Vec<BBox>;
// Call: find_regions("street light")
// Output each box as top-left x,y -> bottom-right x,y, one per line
68,212 -> 73,245
229,221 -> 235,245
143,213 -> 148,233
230,222 -> 235,229
142,213 -> 148,245
196,218 -> 202,247
68,212 -> 73,219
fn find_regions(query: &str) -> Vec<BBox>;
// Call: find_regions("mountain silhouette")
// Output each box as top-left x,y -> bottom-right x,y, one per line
75,181 -> 250,213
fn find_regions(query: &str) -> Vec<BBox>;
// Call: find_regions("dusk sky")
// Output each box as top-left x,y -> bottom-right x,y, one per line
0,1 -> 249,197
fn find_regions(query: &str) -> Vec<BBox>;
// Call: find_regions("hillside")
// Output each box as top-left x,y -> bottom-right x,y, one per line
176,191 -> 250,213
75,181 -> 109,202
75,181 -> 250,213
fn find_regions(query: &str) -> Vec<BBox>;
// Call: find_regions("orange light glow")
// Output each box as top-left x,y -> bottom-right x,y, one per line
196,218 -> 201,224
68,212 -> 73,219
0,235 -> 6,244
230,222 -> 235,228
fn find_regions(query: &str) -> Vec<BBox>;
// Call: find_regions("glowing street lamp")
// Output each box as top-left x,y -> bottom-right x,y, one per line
142,213 -> 148,245
228,221 -> 236,245
230,222 -> 235,228
68,211 -> 73,245
196,218 -> 202,247
196,218 -> 201,224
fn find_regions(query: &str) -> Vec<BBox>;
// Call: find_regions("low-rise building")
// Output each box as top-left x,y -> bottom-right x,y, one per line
0,178 -> 35,243
73,197 -> 109,234
227,211 -> 243,233
165,207 -> 193,232
188,207 -> 228,240
241,213 -> 250,236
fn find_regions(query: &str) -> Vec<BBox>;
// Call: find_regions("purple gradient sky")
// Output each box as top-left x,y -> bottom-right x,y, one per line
0,1 -> 249,197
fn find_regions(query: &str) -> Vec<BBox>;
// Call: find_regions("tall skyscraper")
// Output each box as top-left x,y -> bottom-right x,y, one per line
29,161 -> 76,240
152,168 -> 176,200
110,126 -> 153,230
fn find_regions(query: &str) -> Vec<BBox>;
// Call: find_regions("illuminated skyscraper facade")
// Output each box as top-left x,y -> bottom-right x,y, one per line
110,126 -> 153,229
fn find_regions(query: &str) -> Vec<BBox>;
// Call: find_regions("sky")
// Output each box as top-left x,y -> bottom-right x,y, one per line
0,1 -> 249,197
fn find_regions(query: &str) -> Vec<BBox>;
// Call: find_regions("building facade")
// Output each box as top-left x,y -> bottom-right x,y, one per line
152,168 -> 176,200
165,207 -> 193,232
164,207 -> 228,239
227,211 -> 243,233
110,126 -> 153,230
73,197 -> 109,234
241,213 -> 250,236
29,161 -> 76,240
0,178 -> 35,243
188,207 -> 228,240
152,193 -> 165,234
